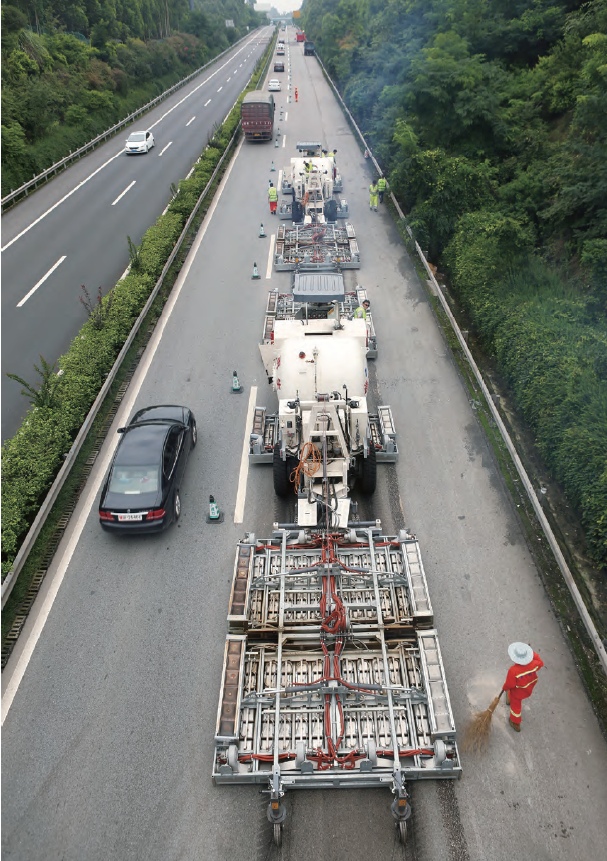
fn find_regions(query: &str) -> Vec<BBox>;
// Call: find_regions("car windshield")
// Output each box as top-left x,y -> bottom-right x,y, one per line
109,464 -> 160,495
128,133 -> 146,142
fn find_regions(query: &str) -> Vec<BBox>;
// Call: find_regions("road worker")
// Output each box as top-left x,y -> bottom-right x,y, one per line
369,181 -> 378,211
354,299 -> 370,319
268,182 -> 278,214
378,176 -> 387,203
502,642 -> 544,732
328,149 -> 337,179
295,87 -> 298,102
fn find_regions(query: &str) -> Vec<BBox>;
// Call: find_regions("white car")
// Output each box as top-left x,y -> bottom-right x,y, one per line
125,130 -> 155,154
268,79 -> 281,92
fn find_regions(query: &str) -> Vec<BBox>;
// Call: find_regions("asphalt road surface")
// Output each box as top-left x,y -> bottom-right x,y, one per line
3,28 -> 607,861
0,26 -> 274,443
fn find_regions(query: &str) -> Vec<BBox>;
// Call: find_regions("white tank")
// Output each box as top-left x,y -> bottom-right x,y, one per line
264,318 -> 368,400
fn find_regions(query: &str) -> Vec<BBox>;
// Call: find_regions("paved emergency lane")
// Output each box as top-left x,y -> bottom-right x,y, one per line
3,27 -> 607,861
0,27 -> 273,443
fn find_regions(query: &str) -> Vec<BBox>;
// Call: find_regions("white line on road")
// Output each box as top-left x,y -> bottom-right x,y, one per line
186,116 -> 196,126
266,235 -> 276,279
1,151 -> 123,252
282,135 -> 286,148
234,69 -> 237,73
285,112 -> 288,121
234,387 -> 257,524
227,77 -> 231,82
158,142 -> 173,157
111,180 -> 136,206
217,86 -> 223,92
278,169 -> 283,190
204,99 -> 211,106
17,256 -> 66,307
1,34 -> 264,252
1,135 -> 246,726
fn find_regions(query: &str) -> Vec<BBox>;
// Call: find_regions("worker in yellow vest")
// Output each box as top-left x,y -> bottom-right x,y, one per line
268,182 -> 278,214
354,299 -> 370,319
369,181 -> 378,212
378,176 -> 387,203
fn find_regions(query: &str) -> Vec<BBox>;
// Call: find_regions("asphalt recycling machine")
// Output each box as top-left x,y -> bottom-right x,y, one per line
212,524 -> 461,846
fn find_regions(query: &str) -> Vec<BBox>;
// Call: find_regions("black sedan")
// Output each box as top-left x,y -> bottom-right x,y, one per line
99,405 -> 197,533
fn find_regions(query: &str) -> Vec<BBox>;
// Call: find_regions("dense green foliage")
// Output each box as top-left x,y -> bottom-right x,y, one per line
1,39 -> 273,577
1,1 -> 262,193
302,0 -> 607,565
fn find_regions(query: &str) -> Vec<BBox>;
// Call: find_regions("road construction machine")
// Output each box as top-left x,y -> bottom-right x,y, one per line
250,275 -> 397,527
279,142 -> 348,223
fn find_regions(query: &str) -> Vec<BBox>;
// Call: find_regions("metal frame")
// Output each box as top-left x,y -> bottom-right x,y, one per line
274,223 -> 360,270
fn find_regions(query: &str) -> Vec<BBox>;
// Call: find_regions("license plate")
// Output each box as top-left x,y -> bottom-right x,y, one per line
118,513 -> 143,522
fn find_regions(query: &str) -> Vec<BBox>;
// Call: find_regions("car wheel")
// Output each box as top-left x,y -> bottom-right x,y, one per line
191,421 -> 198,447
174,490 -> 181,522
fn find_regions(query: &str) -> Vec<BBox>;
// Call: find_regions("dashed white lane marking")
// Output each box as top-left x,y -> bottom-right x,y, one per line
217,86 -> 223,92
266,234 -> 275,279
1,151 -> 122,252
17,256 -> 66,307
282,135 -> 286,148
1,134 -> 247,726
186,116 -> 196,126
278,169 -> 283,190
204,99 -> 211,107
285,112 -> 288,121
158,142 -> 173,157
111,180 -> 136,206
227,77 -> 231,82
234,387 -> 257,524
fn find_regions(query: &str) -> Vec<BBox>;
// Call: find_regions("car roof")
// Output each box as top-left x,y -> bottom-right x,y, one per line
114,423 -> 171,466
130,404 -> 187,425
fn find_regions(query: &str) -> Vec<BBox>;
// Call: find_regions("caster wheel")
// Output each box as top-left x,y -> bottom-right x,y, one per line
397,820 -> 408,844
273,822 -> 282,847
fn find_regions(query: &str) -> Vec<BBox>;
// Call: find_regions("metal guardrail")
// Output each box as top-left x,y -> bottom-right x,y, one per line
0,28 -> 261,212
1,39 -> 276,609
315,51 -> 607,677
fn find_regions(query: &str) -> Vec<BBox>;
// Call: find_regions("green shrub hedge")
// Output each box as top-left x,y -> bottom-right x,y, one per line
1,40 -> 274,579
445,219 -> 607,566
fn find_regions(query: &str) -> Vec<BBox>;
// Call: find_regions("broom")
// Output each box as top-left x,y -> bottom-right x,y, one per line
461,689 -> 504,753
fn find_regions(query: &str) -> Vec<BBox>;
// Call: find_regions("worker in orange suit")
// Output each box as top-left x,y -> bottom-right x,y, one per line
295,87 -> 298,102
502,642 -> 544,732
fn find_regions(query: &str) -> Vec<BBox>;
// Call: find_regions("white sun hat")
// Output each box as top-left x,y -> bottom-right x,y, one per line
508,642 -> 534,665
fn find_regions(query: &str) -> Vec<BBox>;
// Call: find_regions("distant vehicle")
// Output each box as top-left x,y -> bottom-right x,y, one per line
268,79 -> 282,92
296,32 -> 305,42
99,405 -> 197,532
304,41 -> 315,56
125,130 -> 155,154
278,37 -> 284,44
241,91 -> 275,141
274,61 -> 285,72
276,45 -> 285,55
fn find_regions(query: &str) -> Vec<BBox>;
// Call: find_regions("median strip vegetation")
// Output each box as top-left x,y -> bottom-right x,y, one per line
1,32 -> 276,648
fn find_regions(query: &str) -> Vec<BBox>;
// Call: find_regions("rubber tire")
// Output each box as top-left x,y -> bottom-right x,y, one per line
292,200 -> 303,223
359,443 -> 377,495
324,199 -> 338,222
273,823 -> 282,847
191,421 -> 198,447
397,821 -> 408,844
273,445 -> 290,498
173,490 -> 181,522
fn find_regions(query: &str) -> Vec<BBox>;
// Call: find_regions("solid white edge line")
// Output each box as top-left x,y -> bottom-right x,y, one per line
17,256 -> 67,307
111,180 -> 136,206
266,234 -> 275,279
234,387 -> 257,524
1,135 -> 246,726
158,142 -> 173,157
1,32 -> 264,252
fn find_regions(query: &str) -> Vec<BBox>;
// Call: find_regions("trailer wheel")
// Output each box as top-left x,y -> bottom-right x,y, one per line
324,199 -> 338,222
292,200 -> 303,224
273,445 -> 290,498
359,443 -> 377,495
273,823 -> 282,847
397,821 -> 408,844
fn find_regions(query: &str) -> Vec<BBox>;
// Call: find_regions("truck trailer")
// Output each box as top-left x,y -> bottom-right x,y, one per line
241,92 -> 275,142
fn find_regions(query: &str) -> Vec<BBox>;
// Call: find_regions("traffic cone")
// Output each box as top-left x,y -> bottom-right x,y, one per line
270,160 -> 276,171
231,370 -> 243,393
277,128 -> 280,136
259,222 -> 266,238
252,262 -> 260,279
275,138 -> 279,147
206,494 -> 224,524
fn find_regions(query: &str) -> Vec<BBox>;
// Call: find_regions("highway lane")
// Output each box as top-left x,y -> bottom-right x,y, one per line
1,26 -> 274,443
3,29 -> 607,861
